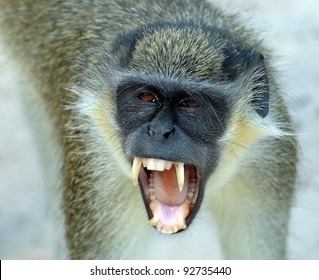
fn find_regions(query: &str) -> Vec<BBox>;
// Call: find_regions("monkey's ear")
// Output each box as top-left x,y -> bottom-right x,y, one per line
250,53 -> 269,118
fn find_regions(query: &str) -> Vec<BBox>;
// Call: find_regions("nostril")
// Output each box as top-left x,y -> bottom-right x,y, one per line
163,127 -> 175,139
147,124 -> 156,137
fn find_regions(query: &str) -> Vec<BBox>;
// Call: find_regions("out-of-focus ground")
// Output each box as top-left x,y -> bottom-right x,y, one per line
0,0 -> 318,259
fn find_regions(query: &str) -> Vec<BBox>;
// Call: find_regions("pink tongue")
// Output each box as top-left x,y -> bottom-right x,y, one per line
153,167 -> 188,206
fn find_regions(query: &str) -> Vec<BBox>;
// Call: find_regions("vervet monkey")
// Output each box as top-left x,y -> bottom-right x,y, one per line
0,0 -> 297,259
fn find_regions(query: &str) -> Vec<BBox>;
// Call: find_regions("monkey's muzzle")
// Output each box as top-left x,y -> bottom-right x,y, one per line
132,157 -> 200,234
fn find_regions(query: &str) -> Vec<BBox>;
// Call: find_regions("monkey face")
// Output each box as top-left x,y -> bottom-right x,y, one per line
108,23 -> 269,234
116,77 -> 228,234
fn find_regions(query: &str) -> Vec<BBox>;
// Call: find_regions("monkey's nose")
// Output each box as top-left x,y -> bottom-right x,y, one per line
147,124 -> 176,140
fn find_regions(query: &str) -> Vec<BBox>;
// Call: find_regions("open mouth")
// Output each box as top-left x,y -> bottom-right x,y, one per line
132,157 -> 200,234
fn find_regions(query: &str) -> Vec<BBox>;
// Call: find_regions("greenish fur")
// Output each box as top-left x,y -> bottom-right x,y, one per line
0,0 -> 297,259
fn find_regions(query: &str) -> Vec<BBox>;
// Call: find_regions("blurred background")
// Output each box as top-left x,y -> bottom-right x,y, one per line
0,0 -> 318,259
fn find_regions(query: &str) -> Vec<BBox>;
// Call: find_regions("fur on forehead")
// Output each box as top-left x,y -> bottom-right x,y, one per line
110,22 -> 261,82
128,26 -> 225,80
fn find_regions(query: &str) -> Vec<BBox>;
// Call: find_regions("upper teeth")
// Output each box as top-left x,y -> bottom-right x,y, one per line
132,157 -> 143,186
132,157 -> 185,192
175,162 -> 185,192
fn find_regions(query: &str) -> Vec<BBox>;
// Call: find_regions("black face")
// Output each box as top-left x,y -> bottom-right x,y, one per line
116,78 -> 228,170
116,76 -> 229,233
110,22 -> 269,234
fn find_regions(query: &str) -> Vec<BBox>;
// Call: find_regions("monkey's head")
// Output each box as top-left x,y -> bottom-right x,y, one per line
76,22 -> 272,234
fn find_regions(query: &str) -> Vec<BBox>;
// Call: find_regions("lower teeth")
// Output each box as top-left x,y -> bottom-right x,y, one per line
149,173 -> 155,200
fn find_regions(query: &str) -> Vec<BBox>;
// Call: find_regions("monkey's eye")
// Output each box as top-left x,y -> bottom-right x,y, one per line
179,99 -> 199,108
138,92 -> 156,103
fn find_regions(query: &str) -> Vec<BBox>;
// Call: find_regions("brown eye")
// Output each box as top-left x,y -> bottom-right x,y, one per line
181,99 -> 199,108
138,92 -> 156,102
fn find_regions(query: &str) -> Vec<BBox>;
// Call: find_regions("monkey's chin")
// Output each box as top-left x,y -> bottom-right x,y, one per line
132,157 -> 200,234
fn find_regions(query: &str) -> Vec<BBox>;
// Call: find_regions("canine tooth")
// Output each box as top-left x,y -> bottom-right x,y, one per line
173,225 -> 180,233
177,215 -> 187,229
175,162 -> 185,192
147,214 -> 159,226
156,224 -> 164,232
132,157 -> 143,186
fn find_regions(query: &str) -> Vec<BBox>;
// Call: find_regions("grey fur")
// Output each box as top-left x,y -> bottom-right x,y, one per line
0,0 -> 297,259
